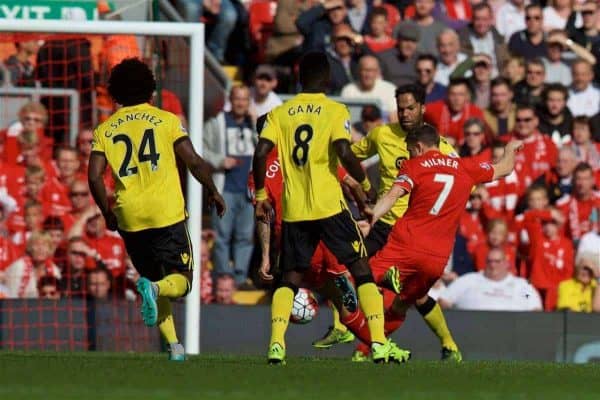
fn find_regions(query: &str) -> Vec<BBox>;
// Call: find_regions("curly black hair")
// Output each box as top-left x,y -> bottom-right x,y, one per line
108,58 -> 156,106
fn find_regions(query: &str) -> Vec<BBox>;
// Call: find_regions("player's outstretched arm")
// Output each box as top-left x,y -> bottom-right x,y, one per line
369,185 -> 407,225
252,138 -> 275,223
334,139 -> 377,203
174,138 -> 226,217
88,153 -> 118,231
491,140 -> 523,180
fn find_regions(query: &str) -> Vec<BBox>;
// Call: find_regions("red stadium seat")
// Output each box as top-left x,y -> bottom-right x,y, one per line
249,0 -> 277,63
382,4 -> 402,36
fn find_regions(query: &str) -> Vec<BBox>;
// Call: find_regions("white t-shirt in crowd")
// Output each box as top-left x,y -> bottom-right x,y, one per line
568,85 -> 600,117
496,2 -> 526,42
435,53 -> 468,86
251,90 -> 282,118
577,230 -> 600,265
440,272 -> 543,311
340,78 -> 397,117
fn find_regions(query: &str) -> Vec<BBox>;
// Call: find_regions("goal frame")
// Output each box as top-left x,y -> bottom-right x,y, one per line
0,19 -> 205,355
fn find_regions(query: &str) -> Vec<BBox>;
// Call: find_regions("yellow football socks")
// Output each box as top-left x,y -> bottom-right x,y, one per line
270,287 -> 295,347
157,297 -> 178,344
423,303 -> 458,351
356,283 -> 386,344
331,303 -> 348,333
155,274 -> 190,299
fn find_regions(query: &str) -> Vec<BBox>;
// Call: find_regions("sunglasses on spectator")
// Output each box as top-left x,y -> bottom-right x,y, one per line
465,130 -> 483,136
516,117 -> 533,123
526,15 -> 542,20
23,115 -> 43,123
69,191 -> 89,197
582,10 -> 596,15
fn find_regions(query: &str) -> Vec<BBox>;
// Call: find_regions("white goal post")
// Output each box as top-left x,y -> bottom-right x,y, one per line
0,19 -> 205,355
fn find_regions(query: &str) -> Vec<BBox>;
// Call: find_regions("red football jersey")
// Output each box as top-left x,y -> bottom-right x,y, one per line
392,150 -> 494,258
84,232 -> 127,277
459,210 -> 486,255
506,132 -> 557,184
556,192 -> 600,241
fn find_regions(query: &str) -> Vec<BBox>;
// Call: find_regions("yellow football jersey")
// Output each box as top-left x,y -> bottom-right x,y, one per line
352,122 -> 457,225
92,103 -> 187,231
261,93 -> 351,222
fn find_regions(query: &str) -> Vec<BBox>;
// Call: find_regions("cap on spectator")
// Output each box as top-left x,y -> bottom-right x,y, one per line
396,22 -> 420,42
361,105 -> 382,122
254,65 -> 277,80
43,216 -> 64,232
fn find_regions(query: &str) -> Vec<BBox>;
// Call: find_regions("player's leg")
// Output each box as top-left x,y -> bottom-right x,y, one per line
415,295 -> 461,362
312,275 -> 356,349
320,210 -> 397,363
268,221 -> 319,364
364,220 -> 393,258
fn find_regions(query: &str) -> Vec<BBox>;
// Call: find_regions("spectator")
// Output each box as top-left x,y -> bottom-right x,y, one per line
206,0 -> 239,63
363,7 -> 396,54
11,200 -> 45,254
558,258 -> 597,312
507,104 -> 558,188
496,0 -> 526,42
68,207 -> 127,278
0,198 -> 17,271
570,116 -> 600,174
473,219 -> 517,274
480,141 -> 522,224
43,215 -> 66,265
250,65 -> 282,118
7,166 -> 44,238
3,39 -> 38,87
450,53 -> 494,109
38,276 -> 60,300
351,105 -> 383,137
341,55 -> 397,121
296,0 -> 348,53
513,58 -> 547,108
514,184 -> 552,252
459,187 -> 487,256
566,0 -> 599,50
61,179 -> 92,231
214,274 -> 237,304
543,0 -> 573,31
534,146 -> 577,205
458,3 -> 509,76
378,22 -> 420,86
501,56 -> 526,85
424,78 -> 485,145
76,127 -> 93,173
537,83 -> 573,145
39,146 -> 80,217
415,54 -> 447,103
60,237 -> 100,298
508,4 -> 547,60
434,29 -> 467,86
567,60 -> 600,118
543,32 -> 573,87
401,0 -> 447,56
14,129 -> 55,181
557,162 -> 600,242
203,85 -> 256,286
439,247 -> 542,311
3,232 -> 60,298
524,206 -> 573,310
577,229 -> 600,269
265,0 -> 312,65
347,0 -> 371,34
86,266 -> 112,300
35,30 -> 93,144
325,24 -> 363,94
4,102 -> 53,164
459,118 -> 491,162
200,230 -> 215,304
485,78 -> 516,137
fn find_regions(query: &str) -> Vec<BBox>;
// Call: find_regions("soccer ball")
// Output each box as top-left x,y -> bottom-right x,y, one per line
290,288 -> 319,324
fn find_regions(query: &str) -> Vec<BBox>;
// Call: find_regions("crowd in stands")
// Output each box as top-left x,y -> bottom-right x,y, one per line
0,0 -> 599,314
190,0 -> 600,313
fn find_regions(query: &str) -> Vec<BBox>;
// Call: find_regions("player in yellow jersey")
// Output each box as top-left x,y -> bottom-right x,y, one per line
88,58 -> 225,361
314,84 -> 463,362
253,52 -> 404,365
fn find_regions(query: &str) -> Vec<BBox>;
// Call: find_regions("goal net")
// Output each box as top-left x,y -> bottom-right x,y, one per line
0,20 -> 204,354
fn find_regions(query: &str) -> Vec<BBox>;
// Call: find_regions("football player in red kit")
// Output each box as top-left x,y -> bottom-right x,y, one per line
367,125 -> 522,315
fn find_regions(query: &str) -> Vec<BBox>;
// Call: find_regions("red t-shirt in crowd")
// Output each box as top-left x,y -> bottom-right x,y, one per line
391,150 -> 494,258
504,131 -> 558,186
556,192 -> 600,241
424,101 -> 484,144
84,232 -> 127,277
459,210 -> 486,255
364,36 -> 396,53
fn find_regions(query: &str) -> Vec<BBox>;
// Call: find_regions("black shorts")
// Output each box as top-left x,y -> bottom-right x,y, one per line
364,220 -> 393,257
280,209 -> 367,272
119,220 -> 193,281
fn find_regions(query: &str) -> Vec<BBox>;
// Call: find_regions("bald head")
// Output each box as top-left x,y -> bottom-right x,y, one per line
358,55 -> 381,90
556,146 -> 578,178
437,29 -> 460,65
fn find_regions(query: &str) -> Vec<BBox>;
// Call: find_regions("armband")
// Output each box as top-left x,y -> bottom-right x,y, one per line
255,188 -> 268,201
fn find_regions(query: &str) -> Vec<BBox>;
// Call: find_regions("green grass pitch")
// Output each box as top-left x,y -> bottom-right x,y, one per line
1,352 -> 600,400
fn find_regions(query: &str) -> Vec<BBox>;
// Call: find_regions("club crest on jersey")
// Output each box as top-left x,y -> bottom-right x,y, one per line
395,156 -> 406,169
480,162 -> 492,170
351,240 -> 362,253
180,252 -> 190,265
